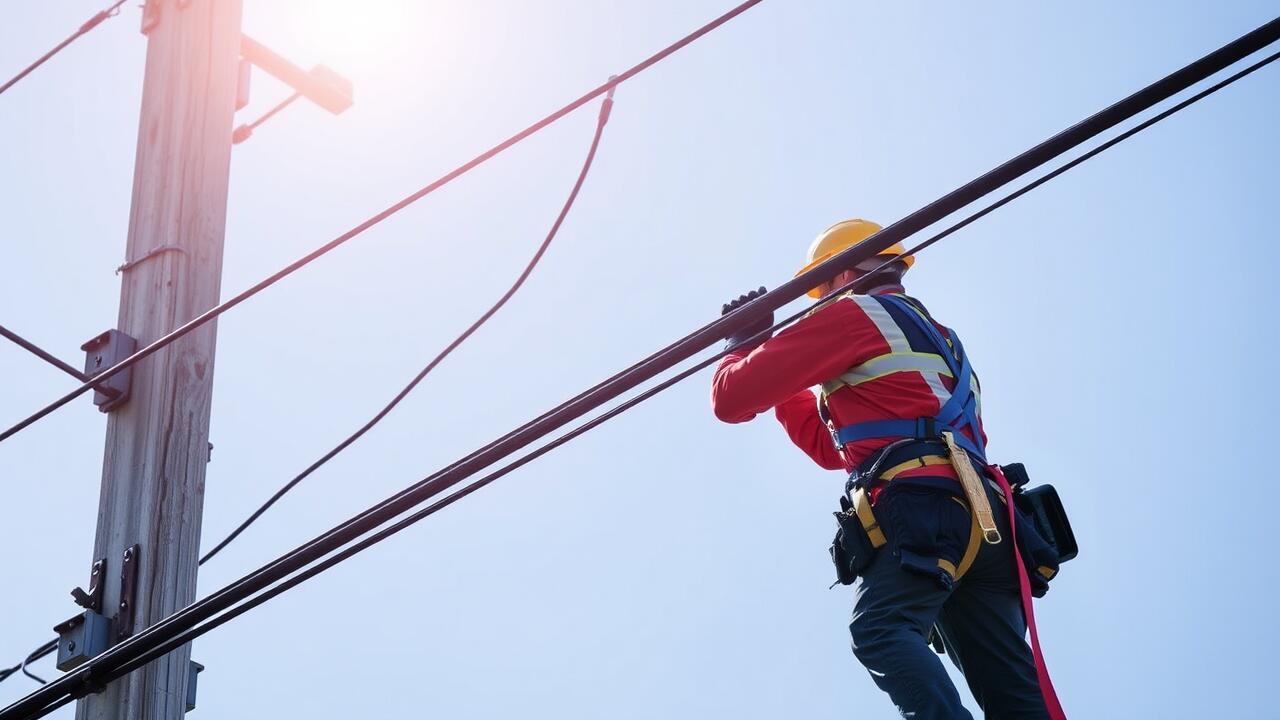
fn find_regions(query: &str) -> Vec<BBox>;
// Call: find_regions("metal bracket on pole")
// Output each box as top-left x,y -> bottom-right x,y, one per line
139,0 -> 161,35
232,34 -> 353,144
115,544 -> 141,642
54,559 -> 111,671
70,559 -> 106,614
81,330 -> 137,413
140,0 -> 193,36
185,661 -> 204,712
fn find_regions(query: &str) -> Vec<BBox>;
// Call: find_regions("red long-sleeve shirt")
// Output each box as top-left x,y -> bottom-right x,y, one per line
710,291 -> 985,482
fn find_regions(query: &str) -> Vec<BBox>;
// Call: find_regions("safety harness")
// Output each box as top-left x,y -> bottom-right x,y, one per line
825,293 -> 1067,719
828,294 -> 1003,547
831,295 -> 984,457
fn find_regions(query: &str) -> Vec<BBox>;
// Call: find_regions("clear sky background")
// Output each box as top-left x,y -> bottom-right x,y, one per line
2,1 -> 1278,718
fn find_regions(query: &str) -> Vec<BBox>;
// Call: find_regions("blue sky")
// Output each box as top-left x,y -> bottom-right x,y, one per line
2,1 -> 1278,717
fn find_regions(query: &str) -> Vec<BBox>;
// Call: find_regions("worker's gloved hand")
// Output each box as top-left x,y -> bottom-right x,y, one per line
721,286 -> 774,351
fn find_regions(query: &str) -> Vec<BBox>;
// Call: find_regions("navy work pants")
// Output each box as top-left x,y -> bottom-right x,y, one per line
849,483 -> 1049,719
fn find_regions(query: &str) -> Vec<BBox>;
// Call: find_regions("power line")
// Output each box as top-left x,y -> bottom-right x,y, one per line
0,0 -> 128,96
198,85 -> 618,565
0,642 -> 54,687
6,19 -> 1275,719
18,652 -> 45,686
0,0 -> 767,445
0,325 -> 93,383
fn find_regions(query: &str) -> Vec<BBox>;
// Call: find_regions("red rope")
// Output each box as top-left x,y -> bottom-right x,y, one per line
989,465 -> 1068,720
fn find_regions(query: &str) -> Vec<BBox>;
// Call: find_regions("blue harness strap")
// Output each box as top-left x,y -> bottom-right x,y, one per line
832,295 -> 986,461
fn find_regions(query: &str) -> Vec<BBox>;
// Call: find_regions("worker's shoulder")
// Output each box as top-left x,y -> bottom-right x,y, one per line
787,292 -> 886,333
820,291 -> 898,318
812,291 -> 956,333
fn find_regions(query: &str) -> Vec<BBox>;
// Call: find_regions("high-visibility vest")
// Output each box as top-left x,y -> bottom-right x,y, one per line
822,294 -> 986,461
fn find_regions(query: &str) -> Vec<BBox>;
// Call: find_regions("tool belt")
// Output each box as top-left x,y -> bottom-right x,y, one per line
829,442 -> 1072,592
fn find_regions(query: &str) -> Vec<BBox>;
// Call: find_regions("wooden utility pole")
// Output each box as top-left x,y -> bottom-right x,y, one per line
79,1 -> 242,718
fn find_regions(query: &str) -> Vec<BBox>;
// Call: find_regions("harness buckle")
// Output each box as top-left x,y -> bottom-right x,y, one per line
915,417 -> 936,439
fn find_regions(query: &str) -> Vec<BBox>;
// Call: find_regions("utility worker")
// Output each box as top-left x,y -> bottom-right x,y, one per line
710,219 -> 1057,719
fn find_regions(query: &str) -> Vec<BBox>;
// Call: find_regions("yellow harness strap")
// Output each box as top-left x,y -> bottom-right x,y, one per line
853,445 -> 998,583
852,487 -> 887,548
878,454 -> 953,481
936,496 -> 983,584
942,431 -> 1002,545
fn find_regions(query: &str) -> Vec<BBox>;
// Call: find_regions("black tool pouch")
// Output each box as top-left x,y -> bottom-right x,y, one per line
1002,463 -> 1078,563
829,493 -> 877,586
1001,464 -> 1076,597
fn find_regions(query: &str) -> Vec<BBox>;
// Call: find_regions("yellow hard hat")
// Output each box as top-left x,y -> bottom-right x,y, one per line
796,219 -> 914,298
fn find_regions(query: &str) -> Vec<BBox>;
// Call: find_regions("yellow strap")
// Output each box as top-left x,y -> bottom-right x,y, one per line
942,432 -> 1002,545
879,454 -> 952,482
852,487 -> 887,548
954,502 -> 983,581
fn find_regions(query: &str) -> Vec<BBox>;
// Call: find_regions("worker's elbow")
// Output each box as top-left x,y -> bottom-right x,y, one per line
710,390 -> 751,424
711,398 -> 746,424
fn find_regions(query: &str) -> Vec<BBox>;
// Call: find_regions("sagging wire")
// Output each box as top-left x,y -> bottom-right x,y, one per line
198,84 -> 619,565
0,641 -> 55,687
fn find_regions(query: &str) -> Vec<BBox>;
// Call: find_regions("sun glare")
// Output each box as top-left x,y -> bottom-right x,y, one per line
276,0 -> 421,71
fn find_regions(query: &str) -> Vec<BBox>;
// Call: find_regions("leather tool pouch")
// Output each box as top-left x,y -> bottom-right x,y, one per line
829,493 -> 877,586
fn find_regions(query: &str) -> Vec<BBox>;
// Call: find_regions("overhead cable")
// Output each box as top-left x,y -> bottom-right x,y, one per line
0,0 -> 128,96
6,19 -> 1276,719
0,642 -> 54,687
0,325 -> 93,383
0,0 -> 767,445
198,86 -> 618,565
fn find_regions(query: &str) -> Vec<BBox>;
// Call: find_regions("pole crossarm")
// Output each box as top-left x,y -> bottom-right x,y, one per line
239,34 -> 352,115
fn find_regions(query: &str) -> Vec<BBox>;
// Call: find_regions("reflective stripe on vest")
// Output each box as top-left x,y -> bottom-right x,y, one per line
819,294 -> 969,406
824,293 -> 987,461
821,351 -> 954,396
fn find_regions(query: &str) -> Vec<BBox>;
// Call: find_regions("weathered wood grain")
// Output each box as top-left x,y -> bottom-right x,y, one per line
78,1 -> 242,718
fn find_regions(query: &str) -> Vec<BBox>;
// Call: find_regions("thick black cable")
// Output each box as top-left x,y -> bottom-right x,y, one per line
5,19 -> 1276,720
18,653 -> 46,686
0,0 -> 767,445
849,48 -> 1280,287
198,87 -> 618,565
0,0 -> 127,96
